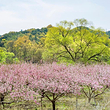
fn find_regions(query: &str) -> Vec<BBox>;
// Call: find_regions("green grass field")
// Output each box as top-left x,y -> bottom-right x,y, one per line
1,90 -> 110,110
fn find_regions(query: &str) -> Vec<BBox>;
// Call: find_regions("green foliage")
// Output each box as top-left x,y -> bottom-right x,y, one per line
0,20 -> 110,64
0,48 -> 6,63
43,19 -> 110,64
5,52 -> 15,63
7,35 -> 44,63
0,27 -> 48,63
106,31 -> 110,38
0,27 -> 48,47
0,47 -> 18,64
13,57 -> 19,63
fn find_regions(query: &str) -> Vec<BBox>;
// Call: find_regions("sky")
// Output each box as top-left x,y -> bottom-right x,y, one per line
0,0 -> 110,35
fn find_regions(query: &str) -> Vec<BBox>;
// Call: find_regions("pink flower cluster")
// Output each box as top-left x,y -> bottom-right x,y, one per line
0,63 -> 110,103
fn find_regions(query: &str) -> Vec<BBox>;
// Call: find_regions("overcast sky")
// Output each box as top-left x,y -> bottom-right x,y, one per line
0,0 -> 110,35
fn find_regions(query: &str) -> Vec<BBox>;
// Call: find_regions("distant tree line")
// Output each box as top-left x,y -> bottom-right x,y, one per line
0,19 -> 110,64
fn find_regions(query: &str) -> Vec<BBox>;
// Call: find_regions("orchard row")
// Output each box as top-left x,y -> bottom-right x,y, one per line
0,63 -> 110,110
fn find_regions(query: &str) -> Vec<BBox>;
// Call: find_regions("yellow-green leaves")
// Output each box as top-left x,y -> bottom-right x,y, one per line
43,19 -> 110,64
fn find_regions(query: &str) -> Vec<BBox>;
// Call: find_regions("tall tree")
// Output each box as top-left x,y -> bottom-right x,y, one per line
13,35 -> 44,63
13,36 -> 32,61
43,19 -> 110,64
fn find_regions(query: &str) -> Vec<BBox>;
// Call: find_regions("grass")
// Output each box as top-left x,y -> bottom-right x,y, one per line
1,90 -> 110,110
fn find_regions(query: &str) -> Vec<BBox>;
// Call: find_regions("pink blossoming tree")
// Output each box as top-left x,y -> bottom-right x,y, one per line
70,64 -> 110,104
30,62 -> 81,110
0,63 -> 110,110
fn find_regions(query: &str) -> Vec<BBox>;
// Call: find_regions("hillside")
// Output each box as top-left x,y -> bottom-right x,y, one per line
0,26 -> 110,47
0,27 -> 48,47
0,23 -> 110,64
106,31 -> 110,38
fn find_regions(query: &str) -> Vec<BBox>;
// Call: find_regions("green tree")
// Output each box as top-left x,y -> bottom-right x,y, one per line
0,47 -> 18,64
0,47 -> 7,63
13,36 -> 32,61
13,35 -> 44,63
27,41 -> 43,63
5,40 -> 14,52
43,19 -> 110,64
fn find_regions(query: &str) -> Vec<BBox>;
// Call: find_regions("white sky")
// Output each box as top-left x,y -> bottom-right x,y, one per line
0,0 -> 110,35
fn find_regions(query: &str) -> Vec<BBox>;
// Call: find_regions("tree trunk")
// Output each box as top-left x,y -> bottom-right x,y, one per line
0,104 -> 2,110
41,97 -> 43,110
88,97 -> 91,103
76,95 -> 78,110
0,94 -> 4,109
52,101 -> 55,110
93,93 -> 96,106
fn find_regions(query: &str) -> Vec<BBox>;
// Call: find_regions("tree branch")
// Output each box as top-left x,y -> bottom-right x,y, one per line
63,45 -> 75,61
95,86 -> 108,97
87,48 -> 106,61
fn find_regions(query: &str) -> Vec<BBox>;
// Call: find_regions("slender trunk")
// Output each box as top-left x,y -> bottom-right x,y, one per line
76,95 -> 78,110
52,101 -> 55,110
88,97 -> 91,103
0,104 -> 2,110
40,90 -> 45,110
41,97 -> 43,110
93,93 -> 96,106
0,94 -> 4,109
0,101 -> 4,109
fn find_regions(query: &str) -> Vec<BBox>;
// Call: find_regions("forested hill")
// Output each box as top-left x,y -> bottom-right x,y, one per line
106,31 -> 110,38
0,19 -> 110,64
0,27 -> 48,47
0,26 -> 110,47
